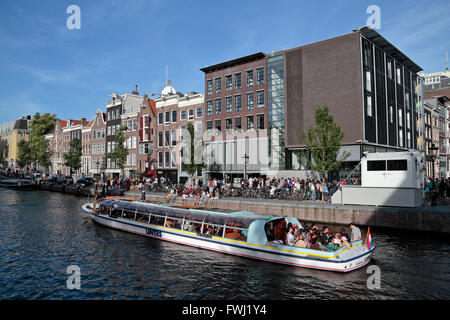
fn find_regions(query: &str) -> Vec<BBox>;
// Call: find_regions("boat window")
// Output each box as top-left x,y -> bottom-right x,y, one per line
165,217 -> 183,229
152,215 -> 165,226
224,226 -> 248,241
203,223 -> 223,236
226,218 -> 253,230
110,206 -> 121,218
185,212 -> 207,223
165,208 -> 189,219
183,220 -> 202,233
203,215 -> 228,227
135,211 -> 148,223
122,209 -> 134,220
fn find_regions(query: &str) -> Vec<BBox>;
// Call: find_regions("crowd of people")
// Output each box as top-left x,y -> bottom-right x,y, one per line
424,177 -> 450,206
268,221 -> 362,252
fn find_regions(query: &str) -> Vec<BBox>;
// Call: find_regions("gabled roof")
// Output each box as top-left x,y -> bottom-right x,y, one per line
148,98 -> 156,117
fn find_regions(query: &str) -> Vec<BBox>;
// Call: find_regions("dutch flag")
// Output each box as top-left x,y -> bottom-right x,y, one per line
366,227 -> 373,249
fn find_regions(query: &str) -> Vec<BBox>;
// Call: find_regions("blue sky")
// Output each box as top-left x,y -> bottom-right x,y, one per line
0,0 -> 449,123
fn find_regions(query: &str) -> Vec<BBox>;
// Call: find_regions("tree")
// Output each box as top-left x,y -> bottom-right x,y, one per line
302,106 -> 350,200
0,138 -> 8,168
28,113 -> 56,170
182,122 -> 203,184
107,125 -> 128,178
63,138 -> 82,175
16,139 -> 32,168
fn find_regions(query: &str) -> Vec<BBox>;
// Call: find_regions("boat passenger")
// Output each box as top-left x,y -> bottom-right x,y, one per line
333,233 -> 342,247
293,234 -> 307,248
340,228 -> 351,242
320,226 -> 330,245
310,237 -> 322,251
340,236 -> 351,248
349,223 -> 361,242
326,238 -> 340,251
165,219 -> 174,228
286,225 -> 296,246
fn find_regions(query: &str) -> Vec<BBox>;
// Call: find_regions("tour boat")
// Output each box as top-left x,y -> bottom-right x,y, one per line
81,198 -> 375,272
0,178 -> 36,190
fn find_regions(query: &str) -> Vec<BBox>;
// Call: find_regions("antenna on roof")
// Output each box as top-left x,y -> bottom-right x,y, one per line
165,64 -> 168,86
446,50 -> 448,70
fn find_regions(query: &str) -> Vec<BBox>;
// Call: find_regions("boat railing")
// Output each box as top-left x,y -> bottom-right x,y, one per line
98,201 -> 251,242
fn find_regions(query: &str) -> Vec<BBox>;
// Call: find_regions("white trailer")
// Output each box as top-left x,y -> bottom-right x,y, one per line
332,151 -> 425,207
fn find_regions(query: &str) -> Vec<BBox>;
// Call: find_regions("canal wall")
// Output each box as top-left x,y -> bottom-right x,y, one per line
126,192 -> 450,234
36,184 -> 450,233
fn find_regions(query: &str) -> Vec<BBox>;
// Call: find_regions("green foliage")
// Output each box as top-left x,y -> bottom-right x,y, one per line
182,122 -> 203,177
302,106 -> 350,178
27,113 -> 56,168
136,169 -> 143,179
0,138 -> 8,165
63,138 -> 82,172
106,125 -> 128,173
16,139 -> 32,168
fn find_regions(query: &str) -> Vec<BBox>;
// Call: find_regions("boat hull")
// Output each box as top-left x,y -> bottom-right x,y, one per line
0,182 -> 36,190
82,204 -> 374,272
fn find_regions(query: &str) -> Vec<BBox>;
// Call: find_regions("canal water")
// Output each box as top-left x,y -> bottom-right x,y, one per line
1,189 -> 449,300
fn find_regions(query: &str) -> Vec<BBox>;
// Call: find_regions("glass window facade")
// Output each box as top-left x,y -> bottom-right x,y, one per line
267,52 -> 285,170
361,36 -> 420,150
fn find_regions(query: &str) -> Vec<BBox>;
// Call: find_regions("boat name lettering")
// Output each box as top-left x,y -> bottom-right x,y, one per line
146,228 -> 162,237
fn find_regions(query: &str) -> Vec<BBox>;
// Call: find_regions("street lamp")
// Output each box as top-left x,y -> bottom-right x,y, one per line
428,143 -> 439,181
242,154 -> 249,181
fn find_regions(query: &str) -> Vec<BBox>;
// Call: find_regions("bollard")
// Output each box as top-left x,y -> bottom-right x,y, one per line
141,190 -> 145,200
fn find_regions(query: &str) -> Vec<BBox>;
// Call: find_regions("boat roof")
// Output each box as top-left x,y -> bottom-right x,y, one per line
99,198 -> 282,222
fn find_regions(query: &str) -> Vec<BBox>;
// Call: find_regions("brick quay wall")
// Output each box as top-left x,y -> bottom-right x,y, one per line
37,184 -> 450,233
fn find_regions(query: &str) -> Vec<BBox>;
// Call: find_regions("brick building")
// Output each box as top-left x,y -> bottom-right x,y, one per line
90,109 -> 107,178
137,95 -> 157,174
201,26 -> 425,181
154,81 -> 204,183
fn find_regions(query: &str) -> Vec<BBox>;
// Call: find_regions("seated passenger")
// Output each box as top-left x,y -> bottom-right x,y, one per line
286,225 -> 296,246
310,237 -> 322,251
339,228 -> 351,242
326,238 -> 340,251
294,234 -> 307,248
320,226 -> 330,245
165,219 -> 174,228
340,236 -> 351,248
333,233 -> 342,247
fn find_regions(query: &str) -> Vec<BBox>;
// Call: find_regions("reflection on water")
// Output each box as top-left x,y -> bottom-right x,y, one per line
0,189 -> 449,299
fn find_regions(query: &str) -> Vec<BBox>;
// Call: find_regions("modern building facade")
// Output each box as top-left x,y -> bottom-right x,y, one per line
201,26 -> 424,180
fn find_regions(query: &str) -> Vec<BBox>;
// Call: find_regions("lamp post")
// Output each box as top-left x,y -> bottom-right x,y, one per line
242,154 -> 249,181
428,143 -> 439,181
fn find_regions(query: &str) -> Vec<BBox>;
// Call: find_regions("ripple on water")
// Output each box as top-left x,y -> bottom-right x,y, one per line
0,190 -> 449,299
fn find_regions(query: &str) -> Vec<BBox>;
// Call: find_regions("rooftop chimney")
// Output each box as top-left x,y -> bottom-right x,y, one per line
132,84 -> 139,95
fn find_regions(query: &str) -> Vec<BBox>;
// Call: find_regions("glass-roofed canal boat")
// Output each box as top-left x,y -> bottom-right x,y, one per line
81,197 -> 375,272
